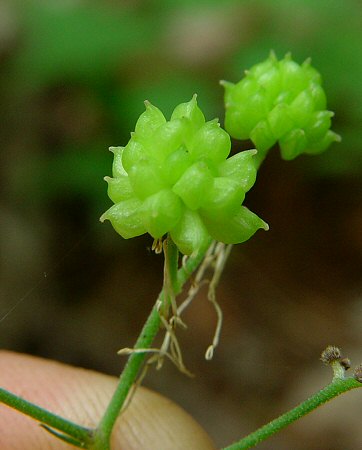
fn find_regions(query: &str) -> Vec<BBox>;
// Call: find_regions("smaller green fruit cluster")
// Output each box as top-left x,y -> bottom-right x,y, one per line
101,96 -> 268,255
223,52 -> 341,161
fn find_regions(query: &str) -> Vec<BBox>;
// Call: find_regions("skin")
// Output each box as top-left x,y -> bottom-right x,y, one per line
0,351 -> 216,450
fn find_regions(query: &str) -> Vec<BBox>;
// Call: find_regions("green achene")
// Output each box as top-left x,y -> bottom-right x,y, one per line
222,52 -> 341,162
102,53 -> 340,255
101,95 -> 267,255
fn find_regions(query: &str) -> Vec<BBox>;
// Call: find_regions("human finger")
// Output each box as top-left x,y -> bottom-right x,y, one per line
0,351 -> 216,450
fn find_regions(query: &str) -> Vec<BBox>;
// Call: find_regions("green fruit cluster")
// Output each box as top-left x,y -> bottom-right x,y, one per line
101,96 -> 267,254
223,52 -> 341,161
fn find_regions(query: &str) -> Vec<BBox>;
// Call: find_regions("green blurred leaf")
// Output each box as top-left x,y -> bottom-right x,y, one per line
11,1 -> 158,88
10,141 -> 112,214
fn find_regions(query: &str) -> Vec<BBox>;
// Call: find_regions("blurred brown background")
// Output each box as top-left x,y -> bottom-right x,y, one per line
0,1 -> 361,449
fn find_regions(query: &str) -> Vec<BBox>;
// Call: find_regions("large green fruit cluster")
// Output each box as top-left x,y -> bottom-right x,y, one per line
223,52 -> 340,161
101,96 -> 267,254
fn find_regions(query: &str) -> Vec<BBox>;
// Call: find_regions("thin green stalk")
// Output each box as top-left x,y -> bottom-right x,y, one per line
91,304 -> 161,449
164,234 -> 179,298
0,237 -> 212,450
159,233 -> 179,317
0,387 -> 92,447
91,236 -> 212,448
223,377 -> 362,450
176,238 -> 213,290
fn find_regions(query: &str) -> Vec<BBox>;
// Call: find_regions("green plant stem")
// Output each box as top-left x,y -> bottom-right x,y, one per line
91,304 -> 162,449
165,234 -> 180,298
91,236 -> 211,449
0,387 -> 92,447
223,377 -> 362,450
159,233 -> 179,317
176,238 -> 213,289
0,237 -> 212,449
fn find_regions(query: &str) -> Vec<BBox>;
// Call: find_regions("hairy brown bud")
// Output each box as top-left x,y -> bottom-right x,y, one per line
320,345 -> 342,365
340,358 -> 351,370
353,364 -> 362,383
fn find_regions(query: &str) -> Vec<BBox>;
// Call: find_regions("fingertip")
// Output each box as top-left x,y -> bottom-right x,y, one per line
0,351 -> 216,449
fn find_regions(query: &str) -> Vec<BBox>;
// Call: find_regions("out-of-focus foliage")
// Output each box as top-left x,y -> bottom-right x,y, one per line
10,2 -> 155,88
